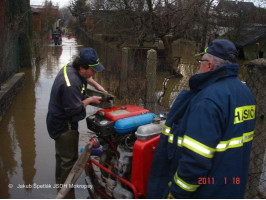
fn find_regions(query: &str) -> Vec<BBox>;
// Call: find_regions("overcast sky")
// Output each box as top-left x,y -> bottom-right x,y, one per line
30,0 -> 265,8
30,0 -> 71,8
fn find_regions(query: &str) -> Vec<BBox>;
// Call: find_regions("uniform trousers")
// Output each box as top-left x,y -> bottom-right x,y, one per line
55,129 -> 79,184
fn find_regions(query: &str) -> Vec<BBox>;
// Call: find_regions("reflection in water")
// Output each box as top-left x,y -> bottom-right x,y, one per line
0,67 -> 37,197
52,46 -> 63,58
0,37 -> 79,198
15,67 -> 37,189
0,116 -> 17,198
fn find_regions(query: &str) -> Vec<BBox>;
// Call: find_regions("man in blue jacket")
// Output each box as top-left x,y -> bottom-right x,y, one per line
46,47 -> 107,185
146,39 -> 256,198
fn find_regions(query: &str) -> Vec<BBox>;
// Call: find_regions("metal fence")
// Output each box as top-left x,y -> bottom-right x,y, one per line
245,59 -> 266,199
78,33 -> 265,198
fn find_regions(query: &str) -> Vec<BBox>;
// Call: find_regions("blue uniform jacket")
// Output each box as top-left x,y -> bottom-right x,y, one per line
146,64 -> 256,198
46,63 -> 87,139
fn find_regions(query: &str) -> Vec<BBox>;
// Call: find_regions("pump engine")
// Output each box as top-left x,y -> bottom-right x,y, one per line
85,105 -> 165,198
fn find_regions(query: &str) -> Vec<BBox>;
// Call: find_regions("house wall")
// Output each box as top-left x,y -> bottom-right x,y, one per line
31,6 -> 58,32
32,13 -> 41,31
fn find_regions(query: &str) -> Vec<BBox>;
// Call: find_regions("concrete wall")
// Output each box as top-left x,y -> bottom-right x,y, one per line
0,73 -> 25,122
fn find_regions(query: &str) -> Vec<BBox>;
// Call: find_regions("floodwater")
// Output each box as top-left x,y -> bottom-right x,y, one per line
0,37 -> 99,198
0,37 -> 248,198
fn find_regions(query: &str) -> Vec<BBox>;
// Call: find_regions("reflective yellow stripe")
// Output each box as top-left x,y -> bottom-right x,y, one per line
81,84 -> 85,94
162,125 -> 171,136
88,58 -> 100,69
234,105 -> 255,124
167,192 -> 175,199
243,131 -> 254,143
178,132 -> 253,156
183,135 -> 215,158
168,133 -> 174,143
161,125 -> 173,143
168,181 -> 172,187
174,172 -> 199,192
68,121 -> 71,130
216,131 -> 254,151
166,125 -> 254,157
177,136 -> 183,147
64,65 -> 71,87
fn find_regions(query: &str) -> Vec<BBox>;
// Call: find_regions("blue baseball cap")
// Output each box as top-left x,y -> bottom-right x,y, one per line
195,39 -> 237,63
79,47 -> 105,72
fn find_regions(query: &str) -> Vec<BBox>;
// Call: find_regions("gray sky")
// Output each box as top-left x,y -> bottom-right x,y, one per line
30,0 -> 71,8
30,0 -> 265,8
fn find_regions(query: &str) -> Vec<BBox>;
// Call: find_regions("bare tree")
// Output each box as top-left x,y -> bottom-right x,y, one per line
69,0 -> 89,28
143,0 -> 202,66
69,0 -> 265,68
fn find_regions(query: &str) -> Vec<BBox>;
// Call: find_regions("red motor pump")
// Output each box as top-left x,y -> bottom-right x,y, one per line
85,105 -> 165,198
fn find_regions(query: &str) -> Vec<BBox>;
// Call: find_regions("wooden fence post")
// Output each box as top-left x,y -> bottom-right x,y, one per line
119,47 -> 129,98
145,49 -> 157,112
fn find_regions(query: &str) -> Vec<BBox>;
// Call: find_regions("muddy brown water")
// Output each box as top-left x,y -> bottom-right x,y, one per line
0,37 -> 248,198
0,38 -> 98,198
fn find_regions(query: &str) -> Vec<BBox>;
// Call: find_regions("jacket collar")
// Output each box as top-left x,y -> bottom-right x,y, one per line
189,64 -> 239,91
67,62 -> 87,83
